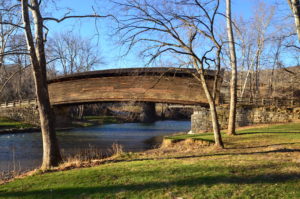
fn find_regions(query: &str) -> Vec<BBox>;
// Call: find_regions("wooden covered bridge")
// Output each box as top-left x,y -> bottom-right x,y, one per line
47,67 -> 221,106
0,67 -> 298,129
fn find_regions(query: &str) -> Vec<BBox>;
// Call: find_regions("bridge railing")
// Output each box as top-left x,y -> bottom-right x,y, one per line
0,99 -> 37,108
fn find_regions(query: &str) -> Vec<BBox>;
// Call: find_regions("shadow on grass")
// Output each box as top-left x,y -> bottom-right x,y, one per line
76,148 -> 300,166
149,148 -> 300,161
227,142 -> 300,149
1,172 -> 299,198
238,131 -> 300,135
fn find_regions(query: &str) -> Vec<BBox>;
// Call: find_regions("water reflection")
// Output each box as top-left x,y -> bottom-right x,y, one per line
0,120 -> 190,172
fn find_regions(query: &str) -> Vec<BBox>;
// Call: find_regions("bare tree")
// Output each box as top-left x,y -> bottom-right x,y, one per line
0,0 -> 111,169
47,32 -> 103,120
0,0 -> 26,102
48,32 -> 102,75
226,0 -> 237,135
0,0 -> 22,70
21,0 -> 62,169
287,0 -> 300,41
234,3 -> 274,100
114,0 -> 224,148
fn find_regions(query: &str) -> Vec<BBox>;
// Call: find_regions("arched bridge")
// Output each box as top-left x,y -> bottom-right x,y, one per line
47,67 -> 223,106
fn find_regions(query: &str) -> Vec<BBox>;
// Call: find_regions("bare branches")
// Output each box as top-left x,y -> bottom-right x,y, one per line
0,63 -> 30,95
48,32 -> 103,75
0,21 -> 24,29
114,0 -> 225,147
285,44 -> 300,49
0,50 -> 29,56
115,0 -> 223,68
43,14 -> 116,23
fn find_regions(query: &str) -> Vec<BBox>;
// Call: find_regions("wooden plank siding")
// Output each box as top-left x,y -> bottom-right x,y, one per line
48,68 -> 222,105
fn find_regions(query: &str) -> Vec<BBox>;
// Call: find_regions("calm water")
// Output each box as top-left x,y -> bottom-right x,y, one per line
0,120 -> 190,172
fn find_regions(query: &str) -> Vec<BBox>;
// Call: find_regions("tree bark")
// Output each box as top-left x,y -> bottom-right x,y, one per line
287,0 -> 300,41
226,0 -> 237,135
21,0 -> 62,170
193,59 -> 224,148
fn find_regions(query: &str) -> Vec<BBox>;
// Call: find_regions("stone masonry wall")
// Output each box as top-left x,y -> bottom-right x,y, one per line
0,105 -> 73,128
0,105 -> 40,126
192,106 -> 300,133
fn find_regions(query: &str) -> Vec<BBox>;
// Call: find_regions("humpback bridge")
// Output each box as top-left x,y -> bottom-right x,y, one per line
2,68 -> 298,129
0,68 -> 223,126
47,67 -> 222,105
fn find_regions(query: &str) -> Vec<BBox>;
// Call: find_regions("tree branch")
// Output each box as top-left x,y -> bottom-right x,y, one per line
43,14 -> 116,23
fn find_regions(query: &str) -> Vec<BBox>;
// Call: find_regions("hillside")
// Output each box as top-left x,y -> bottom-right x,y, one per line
221,66 -> 300,100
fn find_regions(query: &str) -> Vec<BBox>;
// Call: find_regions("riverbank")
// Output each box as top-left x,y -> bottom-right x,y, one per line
0,116 -> 121,135
0,122 -> 299,198
0,120 -> 190,181
0,117 -> 38,135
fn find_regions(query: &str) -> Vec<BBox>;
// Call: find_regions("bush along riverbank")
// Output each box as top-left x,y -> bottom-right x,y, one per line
0,122 -> 300,198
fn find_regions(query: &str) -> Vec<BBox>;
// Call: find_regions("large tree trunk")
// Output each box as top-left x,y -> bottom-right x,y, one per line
21,0 -> 62,170
287,0 -> 300,41
203,79 -> 223,148
193,59 -> 224,148
226,0 -> 237,135
33,65 -> 62,169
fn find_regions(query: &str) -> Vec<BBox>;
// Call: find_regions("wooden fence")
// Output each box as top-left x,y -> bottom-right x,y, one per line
0,99 -> 37,108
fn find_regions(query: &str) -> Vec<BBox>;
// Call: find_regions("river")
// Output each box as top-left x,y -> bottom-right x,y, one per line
0,120 -> 190,173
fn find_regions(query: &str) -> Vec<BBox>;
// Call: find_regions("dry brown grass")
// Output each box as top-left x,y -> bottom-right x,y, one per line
0,143 -> 125,185
57,143 -> 124,170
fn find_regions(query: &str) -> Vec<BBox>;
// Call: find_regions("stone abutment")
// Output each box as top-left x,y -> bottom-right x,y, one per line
191,106 -> 300,133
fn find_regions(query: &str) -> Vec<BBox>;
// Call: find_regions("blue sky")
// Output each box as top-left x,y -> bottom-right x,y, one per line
44,0 -> 293,70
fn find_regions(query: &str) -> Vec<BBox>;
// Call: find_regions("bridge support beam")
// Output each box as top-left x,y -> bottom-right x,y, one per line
53,106 -> 72,128
139,102 -> 156,123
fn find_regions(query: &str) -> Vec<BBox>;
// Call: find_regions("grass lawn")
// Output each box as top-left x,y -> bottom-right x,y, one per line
0,117 -> 34,130
166,123 -> 300,142
0,122 -> 300,198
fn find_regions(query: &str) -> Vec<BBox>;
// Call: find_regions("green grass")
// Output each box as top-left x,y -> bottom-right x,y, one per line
0,117 -> 34,129
166,123 -> 300,143
238,123 -> 300,133
0,123 -> 300,198
1,159 -> 299,199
